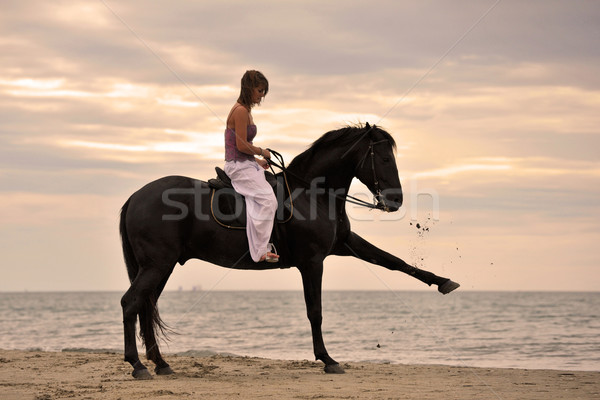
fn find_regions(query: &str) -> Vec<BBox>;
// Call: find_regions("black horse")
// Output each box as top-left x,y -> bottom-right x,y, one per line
119,124 -> 459,379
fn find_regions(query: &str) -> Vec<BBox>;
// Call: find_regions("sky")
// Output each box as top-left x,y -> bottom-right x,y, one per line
1,0 -> 599,292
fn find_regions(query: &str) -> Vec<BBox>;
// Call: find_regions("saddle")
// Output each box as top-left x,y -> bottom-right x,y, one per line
208,167 -> 292,229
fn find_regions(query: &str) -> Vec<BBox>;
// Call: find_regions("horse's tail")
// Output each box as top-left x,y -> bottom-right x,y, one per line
120,198 -> 172,345
120,198 -> 138,283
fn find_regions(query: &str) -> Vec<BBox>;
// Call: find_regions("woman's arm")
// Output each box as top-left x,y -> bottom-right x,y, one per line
232,106 -> 266,157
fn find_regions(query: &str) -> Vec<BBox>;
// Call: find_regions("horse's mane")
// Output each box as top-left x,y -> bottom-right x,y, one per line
288,123 -> 396,169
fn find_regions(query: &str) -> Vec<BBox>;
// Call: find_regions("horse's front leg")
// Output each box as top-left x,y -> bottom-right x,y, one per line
298,260 -> 345,374
337,231 -> 460,294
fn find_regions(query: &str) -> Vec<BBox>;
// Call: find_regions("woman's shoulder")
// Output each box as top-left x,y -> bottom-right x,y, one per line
231,102 -> 250,117
227,102 -> 250,127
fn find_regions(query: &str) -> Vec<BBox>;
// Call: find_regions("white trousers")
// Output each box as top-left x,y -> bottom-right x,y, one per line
224,160 -> 278,262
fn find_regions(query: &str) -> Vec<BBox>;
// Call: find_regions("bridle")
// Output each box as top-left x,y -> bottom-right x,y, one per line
266,139 -> 393,211
355,139 -> 391,211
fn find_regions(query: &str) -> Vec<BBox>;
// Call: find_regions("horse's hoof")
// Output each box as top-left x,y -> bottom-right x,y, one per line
132,368 -> 153,380
155,365 -> 175,375
324,363 -> 345,374
438,279 -> 460,295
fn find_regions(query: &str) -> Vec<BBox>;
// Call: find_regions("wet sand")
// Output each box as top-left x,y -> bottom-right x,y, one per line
0,349 -> 598,399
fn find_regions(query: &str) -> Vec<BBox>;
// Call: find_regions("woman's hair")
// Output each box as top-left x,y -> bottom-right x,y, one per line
237,70 -> 269,109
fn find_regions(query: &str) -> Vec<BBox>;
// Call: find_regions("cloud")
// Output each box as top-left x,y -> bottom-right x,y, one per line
414,162 -> 511,179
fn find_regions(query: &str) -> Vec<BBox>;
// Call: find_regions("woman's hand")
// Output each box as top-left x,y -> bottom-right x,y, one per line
261,148 -> 271,159
257,158 -> 270,170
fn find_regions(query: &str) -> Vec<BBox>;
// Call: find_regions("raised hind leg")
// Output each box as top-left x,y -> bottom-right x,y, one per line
299,260 -> 345,374
121,268 -> 170,379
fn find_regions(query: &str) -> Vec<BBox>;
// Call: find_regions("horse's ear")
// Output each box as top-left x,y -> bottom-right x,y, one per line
365,122 -> 371,129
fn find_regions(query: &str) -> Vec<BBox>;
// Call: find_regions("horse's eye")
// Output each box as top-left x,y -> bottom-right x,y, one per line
383,157 -> 390,162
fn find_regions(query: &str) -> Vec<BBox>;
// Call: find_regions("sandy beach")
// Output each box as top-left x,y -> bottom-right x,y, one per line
0,350 -> 598,400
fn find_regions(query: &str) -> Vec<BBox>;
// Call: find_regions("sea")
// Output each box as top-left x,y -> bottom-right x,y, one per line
0,291 -> 598,372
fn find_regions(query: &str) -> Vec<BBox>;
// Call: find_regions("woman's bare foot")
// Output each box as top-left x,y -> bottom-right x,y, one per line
260,252 -> 279,263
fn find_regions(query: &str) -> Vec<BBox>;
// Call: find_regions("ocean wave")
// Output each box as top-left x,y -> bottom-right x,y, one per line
1,291 -> 599,371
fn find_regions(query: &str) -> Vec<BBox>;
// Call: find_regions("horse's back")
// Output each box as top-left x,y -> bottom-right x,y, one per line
125,175 -> 206,247
123,175 -> 263,269
130,175 -> 197,198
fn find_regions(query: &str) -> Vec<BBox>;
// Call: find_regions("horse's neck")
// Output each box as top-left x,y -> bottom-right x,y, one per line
287,151 -> 355,194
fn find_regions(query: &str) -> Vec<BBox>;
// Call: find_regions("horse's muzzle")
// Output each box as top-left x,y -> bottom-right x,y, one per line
375,190 -> 403,212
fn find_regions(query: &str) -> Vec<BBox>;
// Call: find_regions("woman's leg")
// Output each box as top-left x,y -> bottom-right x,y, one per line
225,161 -> 278,261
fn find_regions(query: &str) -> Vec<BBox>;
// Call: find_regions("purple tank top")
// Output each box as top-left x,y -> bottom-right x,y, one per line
224,124 -> 257,161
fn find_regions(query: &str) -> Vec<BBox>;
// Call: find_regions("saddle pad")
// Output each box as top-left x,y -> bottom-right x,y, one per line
210,171 -> 292,229
209,167 -> 278,190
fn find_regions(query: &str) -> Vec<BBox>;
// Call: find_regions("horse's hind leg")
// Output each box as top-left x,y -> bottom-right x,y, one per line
140,269 -> 175,375
121,285 -> 151,379
121,268 -> 171,379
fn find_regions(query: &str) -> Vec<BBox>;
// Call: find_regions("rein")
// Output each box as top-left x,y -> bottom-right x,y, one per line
266,140 -> 391,211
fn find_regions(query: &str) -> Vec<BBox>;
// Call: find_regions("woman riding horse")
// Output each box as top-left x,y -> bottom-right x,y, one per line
119,122 -> 460,379
224,70 -> 279,263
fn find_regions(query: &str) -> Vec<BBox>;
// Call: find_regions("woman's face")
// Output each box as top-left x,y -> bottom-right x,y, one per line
252,85 -> 267,105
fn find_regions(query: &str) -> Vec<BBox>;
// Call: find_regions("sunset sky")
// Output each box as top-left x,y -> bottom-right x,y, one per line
1,1 -> 598,292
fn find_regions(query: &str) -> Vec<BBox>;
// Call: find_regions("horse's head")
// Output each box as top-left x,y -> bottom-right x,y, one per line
353,124 -> 403,212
